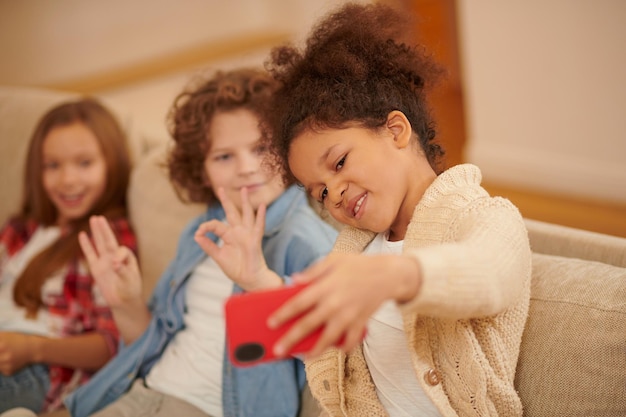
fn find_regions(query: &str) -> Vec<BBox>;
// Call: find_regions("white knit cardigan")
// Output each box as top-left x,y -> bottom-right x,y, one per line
305,164 -> 532,417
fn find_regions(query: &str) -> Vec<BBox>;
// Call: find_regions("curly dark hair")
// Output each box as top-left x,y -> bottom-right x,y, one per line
167,67 -> 280,205
263,2 -> 446,184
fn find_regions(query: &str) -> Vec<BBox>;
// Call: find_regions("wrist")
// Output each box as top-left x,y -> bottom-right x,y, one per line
112,297 -> 148,320
246,267 -> 283,291
29,335 -> 45,363
394,255 -> 422,303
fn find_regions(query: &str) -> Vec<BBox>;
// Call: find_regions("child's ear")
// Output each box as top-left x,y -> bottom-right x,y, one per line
386,110 -> 412,149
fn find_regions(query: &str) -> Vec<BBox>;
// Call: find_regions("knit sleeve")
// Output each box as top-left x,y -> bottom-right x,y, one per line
400,197 -> 532,319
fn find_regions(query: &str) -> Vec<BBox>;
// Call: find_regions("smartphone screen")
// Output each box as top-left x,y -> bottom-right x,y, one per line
224,283 -> 322,367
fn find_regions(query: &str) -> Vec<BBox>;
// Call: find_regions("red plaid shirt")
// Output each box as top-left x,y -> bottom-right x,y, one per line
0,216 -> 137,411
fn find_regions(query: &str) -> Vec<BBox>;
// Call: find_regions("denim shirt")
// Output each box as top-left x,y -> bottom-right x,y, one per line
65,186 -> 337,417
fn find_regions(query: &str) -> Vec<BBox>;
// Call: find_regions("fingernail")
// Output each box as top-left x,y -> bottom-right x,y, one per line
274,344 -> 284,356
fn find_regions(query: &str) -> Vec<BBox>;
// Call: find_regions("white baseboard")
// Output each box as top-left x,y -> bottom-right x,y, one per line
465,141 -> 626,205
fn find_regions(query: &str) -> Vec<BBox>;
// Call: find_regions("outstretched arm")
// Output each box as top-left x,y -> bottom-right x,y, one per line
0,331 -> 111,375
194,187 -> 283,291
79,216 -> 151,345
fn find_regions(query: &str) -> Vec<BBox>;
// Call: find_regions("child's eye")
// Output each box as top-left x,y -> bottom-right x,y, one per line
214,154 -> 231,162
320,187 -> 328,202
79,159 -> 92,167
336,156 -> 346,170
44,161 -> 58,170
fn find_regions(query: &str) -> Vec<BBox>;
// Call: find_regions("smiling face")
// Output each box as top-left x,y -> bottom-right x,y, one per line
42,122 -> 108,226
204,109 -> 285,211
288,112 -> 436,240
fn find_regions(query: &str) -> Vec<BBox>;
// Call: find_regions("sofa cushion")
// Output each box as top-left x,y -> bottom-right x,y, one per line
515,253 -> 626,416
127,144 -> 205,299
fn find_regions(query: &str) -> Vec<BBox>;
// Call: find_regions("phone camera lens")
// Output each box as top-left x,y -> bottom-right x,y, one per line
235,342 -> 265,363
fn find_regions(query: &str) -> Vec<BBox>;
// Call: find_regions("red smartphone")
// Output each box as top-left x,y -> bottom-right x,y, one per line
224,283 -> 323,367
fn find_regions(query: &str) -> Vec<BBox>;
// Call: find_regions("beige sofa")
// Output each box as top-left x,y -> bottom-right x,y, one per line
1,86 -> 625,416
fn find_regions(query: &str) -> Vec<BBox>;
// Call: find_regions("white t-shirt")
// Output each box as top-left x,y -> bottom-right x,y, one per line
146,251 -> 232,417
363,232 -> 442,417
0,226 -> 62,336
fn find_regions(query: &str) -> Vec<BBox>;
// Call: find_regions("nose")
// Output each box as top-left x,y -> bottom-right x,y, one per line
326,180 -> 346,207
238,151 -> 260,175
59,165 -> 79,186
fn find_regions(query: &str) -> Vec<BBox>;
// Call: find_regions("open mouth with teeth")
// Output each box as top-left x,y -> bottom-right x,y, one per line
353,194 -> 366,217
58,193 -> 85,206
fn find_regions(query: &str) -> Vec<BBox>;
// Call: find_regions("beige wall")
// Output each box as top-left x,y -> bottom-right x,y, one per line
0,0 -> 348,86
1,0 -> 624,205
457,0 -> 626,204
0,0 -> 359,149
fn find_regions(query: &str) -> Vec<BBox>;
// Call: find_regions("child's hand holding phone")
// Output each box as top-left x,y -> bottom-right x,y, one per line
225,283 -> 321,366
261,253 -> 414,361
225,282 -> 366,367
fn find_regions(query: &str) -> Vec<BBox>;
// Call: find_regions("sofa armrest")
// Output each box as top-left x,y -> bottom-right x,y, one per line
524,218 -> 626,268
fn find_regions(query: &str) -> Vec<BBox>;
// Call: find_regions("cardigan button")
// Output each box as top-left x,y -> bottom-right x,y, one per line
424,368 -> 441,386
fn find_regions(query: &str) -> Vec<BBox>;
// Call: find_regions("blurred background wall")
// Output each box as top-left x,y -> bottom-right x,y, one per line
457,0 -> 626,202
0,0 -> 355,148
1,0 -> 624,236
